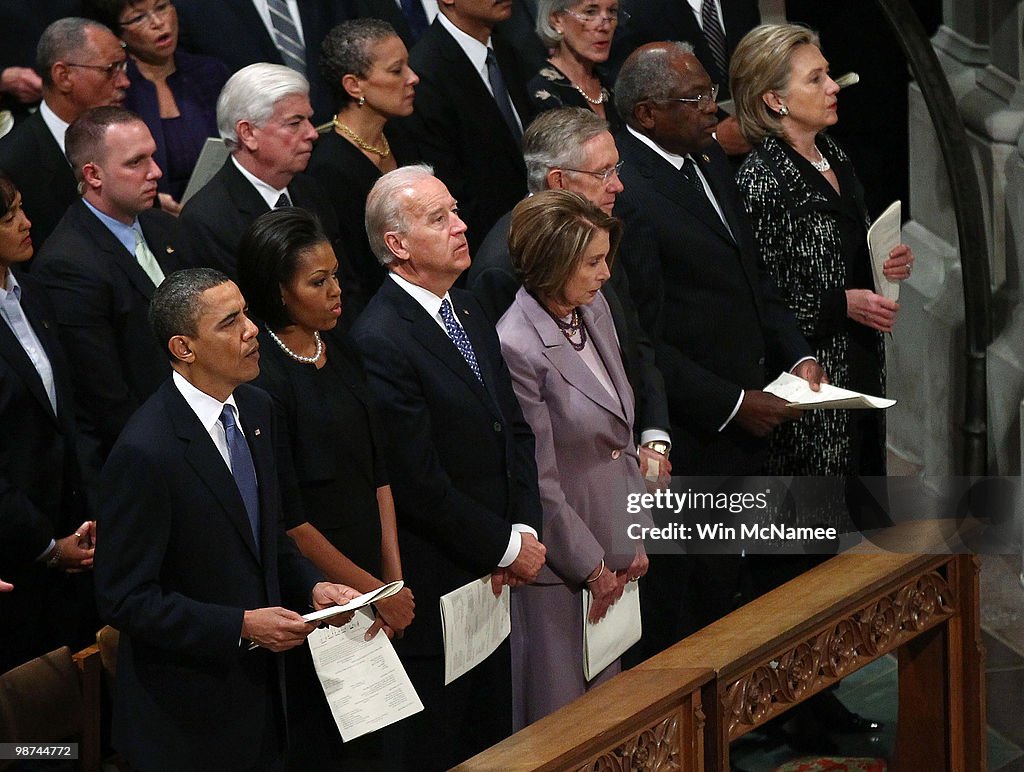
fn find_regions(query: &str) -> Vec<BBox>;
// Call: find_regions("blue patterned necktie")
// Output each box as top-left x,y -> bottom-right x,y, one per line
267,0 -> 306,75
219,405 -> 261,546
439,298 -> 482,382
401,0 -> 429,42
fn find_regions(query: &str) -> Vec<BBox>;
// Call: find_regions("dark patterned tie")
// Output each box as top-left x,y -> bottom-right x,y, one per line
275,192 -> 292,208
439,298 -> 482,382
267,0 -> 306,75
681,157 -> 705,196
401,0 -> 430,43
485,48 -> 522,142
701,0 -> 729,83
220,405 -> 261,547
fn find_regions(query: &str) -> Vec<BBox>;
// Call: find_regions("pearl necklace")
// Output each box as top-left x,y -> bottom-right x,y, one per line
332,116 -> 391,158
570,81 -> 609,106
810,144 -> 831,173
268,328 -> 323,364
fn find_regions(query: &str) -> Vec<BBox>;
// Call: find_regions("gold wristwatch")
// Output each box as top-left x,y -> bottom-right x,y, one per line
644,440 -> 670,457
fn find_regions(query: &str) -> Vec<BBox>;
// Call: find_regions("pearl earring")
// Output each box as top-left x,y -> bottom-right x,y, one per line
358,96 -> 366,106
778,105 -> 789,116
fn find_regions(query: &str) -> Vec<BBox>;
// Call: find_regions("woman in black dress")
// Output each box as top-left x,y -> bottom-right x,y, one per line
528,0 -> 625,130
237,207 -> 414,768
307,19 -> 419,297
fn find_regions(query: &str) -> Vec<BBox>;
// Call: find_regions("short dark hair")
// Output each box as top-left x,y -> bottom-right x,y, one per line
320,18 -> 398,108
65,105 -> 146,182
150,267 -> 230,358
84,0 -> 134,30
614,41 -> 695,128
0,170 -> 18,218
236,208 -> 329,330
508,189 -> 622,302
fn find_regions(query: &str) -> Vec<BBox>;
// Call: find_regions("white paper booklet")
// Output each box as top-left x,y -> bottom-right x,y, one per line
582,580 -> 641,682
302,580 -> 405,624
181,138 -> 229,204
307,610 -> 423,742
867,200 -> 902,302
439,575 -> 510,685
764,371 -> 896,410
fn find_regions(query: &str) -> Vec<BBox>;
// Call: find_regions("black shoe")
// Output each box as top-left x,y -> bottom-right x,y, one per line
814,691 -> 885,734
832,709 -> 884,734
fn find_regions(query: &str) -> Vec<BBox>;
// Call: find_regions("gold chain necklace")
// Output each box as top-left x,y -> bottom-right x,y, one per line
332,116 -> 391,158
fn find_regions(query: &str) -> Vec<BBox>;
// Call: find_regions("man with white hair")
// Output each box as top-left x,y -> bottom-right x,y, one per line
352,164 -> 545,769
177,62 -> 365,313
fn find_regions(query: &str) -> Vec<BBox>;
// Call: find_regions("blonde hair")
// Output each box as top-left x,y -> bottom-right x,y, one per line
730,23 -> 820,145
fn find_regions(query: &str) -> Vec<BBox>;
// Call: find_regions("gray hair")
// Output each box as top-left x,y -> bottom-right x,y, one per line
523,107 -> 609,193
216,63 -> 310,149
149,268 -> 231,358
534,0 -> 577,48
614,40 -> 694,127
365,163 -> 435,266
37,17 -> 113,88
320,19 -> 399,107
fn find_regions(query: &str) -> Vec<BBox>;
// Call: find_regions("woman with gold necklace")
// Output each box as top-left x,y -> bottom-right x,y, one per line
307,19 -> 420,298
528,0 -> 625,130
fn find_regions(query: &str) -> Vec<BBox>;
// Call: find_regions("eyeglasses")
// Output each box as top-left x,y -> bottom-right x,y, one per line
558,160 -> 623,182
64,59 -> 130,78
653,83 -> 720,110
120,1 -> 174,28
562,7 -> 629,28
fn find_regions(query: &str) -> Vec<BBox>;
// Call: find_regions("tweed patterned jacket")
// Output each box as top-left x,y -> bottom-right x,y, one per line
736,134 -> 884,476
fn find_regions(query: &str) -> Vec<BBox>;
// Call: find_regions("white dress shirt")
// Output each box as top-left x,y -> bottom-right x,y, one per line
172,371 -> 244,472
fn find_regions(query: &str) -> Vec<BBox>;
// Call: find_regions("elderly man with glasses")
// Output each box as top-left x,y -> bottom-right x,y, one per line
0,17 -> 130,249
612,41 -> 825,657
467,106 -> 672,487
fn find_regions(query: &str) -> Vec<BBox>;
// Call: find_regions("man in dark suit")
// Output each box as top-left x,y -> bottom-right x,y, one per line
32,106 -> 185,478
0,17 -> 129,251
467,106 -> 672,483
612,42 -> 824,652
172,0 -> 348,122
177,63 -> 366,315
393,0 -> 535,256
0,178 -> 94,672
352,165 -> 546,769
94,267 -> 358,770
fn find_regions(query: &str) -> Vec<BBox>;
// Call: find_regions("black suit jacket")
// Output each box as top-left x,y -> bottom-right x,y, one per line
94,380 -> 322,771
0,274 -> 89,670
0,111 -> 78,252
614,132 -> 810,474
350,279 -> 542,657
32,200 -> 184,476
176,158 -> 367,315
394,19 -> 533,253
173,0 -> 348,122
608,0 -> 760,93
467,209 -> 670,438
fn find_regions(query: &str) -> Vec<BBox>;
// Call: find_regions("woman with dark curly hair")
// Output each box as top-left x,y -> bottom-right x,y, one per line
307,19 -> 419,297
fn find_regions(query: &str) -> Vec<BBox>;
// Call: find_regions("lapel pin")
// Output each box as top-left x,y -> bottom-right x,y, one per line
166,245 -> 175,254
254,428 -> 261,436
462,308 -> 470,316
701,153 -> 710,163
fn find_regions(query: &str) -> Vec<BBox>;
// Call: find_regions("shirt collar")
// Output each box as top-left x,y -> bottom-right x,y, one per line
389,271 -> 451,322
231,155 -> 290,210
172,370 -> 240,433
83,198 -> 140,255
437,11 -> 492,73
626,125 -> 688,171
39,101 -> 70,155
0,269 -> 21,302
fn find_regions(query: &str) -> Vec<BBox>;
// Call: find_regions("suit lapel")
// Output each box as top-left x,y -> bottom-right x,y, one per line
519,292 -> 627,425
385,281 -> 501,419
221,159 -> 272,222
166,382 -> 261,563
72,201 -> 161,300
0,303 -> 57,424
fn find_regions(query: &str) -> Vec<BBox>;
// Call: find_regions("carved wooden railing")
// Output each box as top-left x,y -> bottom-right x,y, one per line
456,550 -> 985,771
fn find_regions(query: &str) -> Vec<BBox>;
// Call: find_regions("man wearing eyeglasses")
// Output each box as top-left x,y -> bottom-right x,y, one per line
467,106 -> 672,486
613,42 -> 824,656
0,17 -> 129,250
